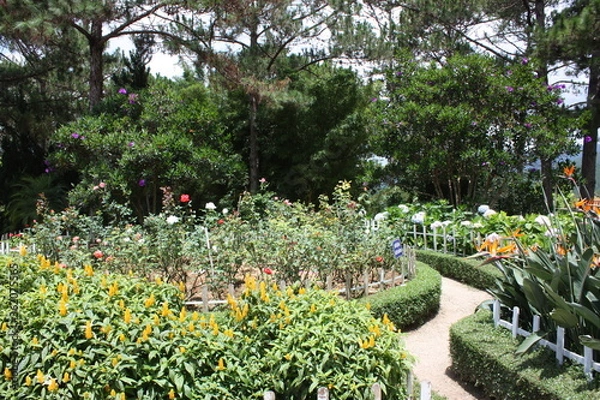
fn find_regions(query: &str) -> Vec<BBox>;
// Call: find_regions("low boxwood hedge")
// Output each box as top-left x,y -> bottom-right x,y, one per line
359,262 -> 441,331
450,310 -> 600,400
416,250 -> 500,291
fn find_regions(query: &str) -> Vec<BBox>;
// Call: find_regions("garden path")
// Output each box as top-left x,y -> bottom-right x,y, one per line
403,277 -> 492,400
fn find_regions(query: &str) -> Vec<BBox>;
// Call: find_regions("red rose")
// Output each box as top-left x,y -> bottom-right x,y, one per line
263,267 -> 273,275
180,194 -> 190,203
375,256 -> 384,263
217,219 -> 225,225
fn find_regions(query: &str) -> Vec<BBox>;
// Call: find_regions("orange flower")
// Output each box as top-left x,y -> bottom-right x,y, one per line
563,165 -> 576,178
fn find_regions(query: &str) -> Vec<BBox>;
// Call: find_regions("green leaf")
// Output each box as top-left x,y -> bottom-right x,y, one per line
550,308 -> 578,328
579,335 -> 600,351
516,332 -> 545,355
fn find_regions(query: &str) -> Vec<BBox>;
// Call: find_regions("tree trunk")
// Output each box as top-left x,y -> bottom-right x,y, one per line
581,58 -> 600,200
249,93 -> 259,193
89,19 -> 105,110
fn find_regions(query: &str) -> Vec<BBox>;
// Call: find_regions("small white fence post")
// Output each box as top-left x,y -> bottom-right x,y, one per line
371,383 -> 381,400
511,306 -> 520,338
556,327 -> 565,365
420,381 -> 432,400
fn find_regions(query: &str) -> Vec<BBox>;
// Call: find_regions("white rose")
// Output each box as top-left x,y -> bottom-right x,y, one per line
205,202 -> 217,210
166,215 -> 180,225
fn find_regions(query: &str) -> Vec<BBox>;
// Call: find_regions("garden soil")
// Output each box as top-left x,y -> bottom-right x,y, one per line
403,277 -> 492,400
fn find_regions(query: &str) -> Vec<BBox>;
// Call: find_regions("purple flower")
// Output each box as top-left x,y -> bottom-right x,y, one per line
506,70 -> 513,76
471,121 -> 478,126
138,179 -> 146,187
482,162 -> 489,167
585,136 -> 593,143
118,88 -> 127,95
521,57 -> 529,65
524,123 -> 532,129
557,98 -> 564,105
371,97 -> 378,102
128,93 -> 138,104
128,142 -> 135,147
396,71 -> 403,76
506,86 -> 514,92
71,132 -> 80,139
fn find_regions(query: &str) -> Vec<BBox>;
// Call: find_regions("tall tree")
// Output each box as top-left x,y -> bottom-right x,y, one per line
165,0 -> 380,192
370,54 -> 578,210
546,0 -> 600,199
0,0 -> 174,109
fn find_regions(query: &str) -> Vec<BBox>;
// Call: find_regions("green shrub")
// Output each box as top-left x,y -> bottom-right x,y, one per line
450,310 -> 600,400
359,263 -> 441,330
416,250 -> 500,291
0,253 -> 412,399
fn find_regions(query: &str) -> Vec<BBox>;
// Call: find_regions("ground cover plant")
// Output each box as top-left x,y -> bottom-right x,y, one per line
0,252 -> 412,399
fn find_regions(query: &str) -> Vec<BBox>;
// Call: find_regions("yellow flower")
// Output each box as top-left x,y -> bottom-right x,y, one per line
100,324 -> 112,335
84,264 -> 94,276
36,369 -> 45,384
144,293 -> 155,308
284,353 -> 292,360
161,301 -> 171,317
119,333 -> 126,342
169,389 -> 176,399
32,336 -> 39,345
58,300 -> 68,316
223,329 -> 234,338
19,245 -> 27,256
227,293 -> 237,309
153,314 -> 160,326
108,281 -> 118,297
368,324 -> 381,337
365,302 -> 371,310
69,360 -> 77,369
155,276 -> 163,285
310,304 -> 317,313
244,274 -> 257,291
0,322 -> 7,331
179,307 -> 187,322
112,356 -> 120,367
84,320 -> 93,339
124,309 -> 132,324
118,299 -> 125,310
40,284 -> 47,295
62,372 -> 70,383
298,287 -> 306,295
3,367 -> 12,381
217,358 -> 226,371
110,389 -> 117,396
25,376 -> 32,386
47,377 -> 58,391
178,281 -> 186,293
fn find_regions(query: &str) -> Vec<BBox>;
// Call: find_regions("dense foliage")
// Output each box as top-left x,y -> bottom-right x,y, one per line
0,253 -> 412,399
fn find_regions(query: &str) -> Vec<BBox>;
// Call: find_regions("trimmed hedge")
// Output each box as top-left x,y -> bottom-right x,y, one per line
359,262 -> 441,331
450,310 -> 600,400
416,250 -> 501,291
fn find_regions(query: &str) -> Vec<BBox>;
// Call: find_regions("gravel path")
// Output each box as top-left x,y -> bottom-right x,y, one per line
403,277 -> 492,400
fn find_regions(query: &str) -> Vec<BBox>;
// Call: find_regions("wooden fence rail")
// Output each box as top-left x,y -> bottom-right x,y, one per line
492,299 -> 600,380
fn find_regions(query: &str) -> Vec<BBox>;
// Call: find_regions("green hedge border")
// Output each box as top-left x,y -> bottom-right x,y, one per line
359,262 -> 442,331
415,250 -> 501,291
450,310 -> 600,400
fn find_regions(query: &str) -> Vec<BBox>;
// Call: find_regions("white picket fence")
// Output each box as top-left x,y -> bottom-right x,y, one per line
262,376 -> 432,399
408,223 -> 482,256
492,299 -> 600,380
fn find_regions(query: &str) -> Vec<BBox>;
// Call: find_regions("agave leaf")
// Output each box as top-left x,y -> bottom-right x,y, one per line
516,332 -> 546,355
579,335 -> 600,351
